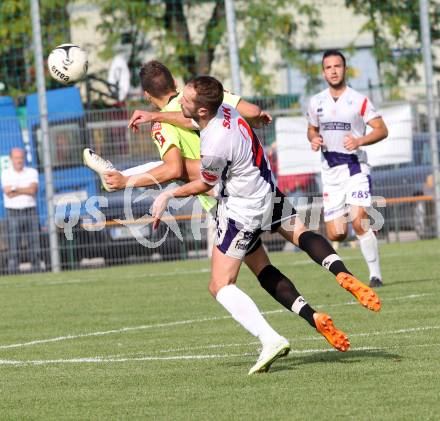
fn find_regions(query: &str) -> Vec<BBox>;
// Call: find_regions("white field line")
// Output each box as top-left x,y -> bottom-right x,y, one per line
0,293 -> 434,351
0,353 -> 252,366
0,342 -> 439,367
94,321 -> 440,357
313,293 -> 434,310
0,316 -> 229,350
0,247 -> 438,288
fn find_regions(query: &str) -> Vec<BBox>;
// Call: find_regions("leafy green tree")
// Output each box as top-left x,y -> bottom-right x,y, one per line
96,0 -> 322,95
0,0 -> 70,97
345,0 -> 440,90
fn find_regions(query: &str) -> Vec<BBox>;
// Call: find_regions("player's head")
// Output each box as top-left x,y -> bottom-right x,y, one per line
10,147 -> 25,171
321,50 -> 347,89
180,76 -> 224,121
139,60 -> 177,100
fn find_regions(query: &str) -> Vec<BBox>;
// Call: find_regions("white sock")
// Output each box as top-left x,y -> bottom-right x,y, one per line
357,229 -> 382,280
121,161 -> 163,176
216,284 -> 281,346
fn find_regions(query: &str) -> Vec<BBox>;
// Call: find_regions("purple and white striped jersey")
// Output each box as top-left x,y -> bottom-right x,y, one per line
307,86 -> 380,183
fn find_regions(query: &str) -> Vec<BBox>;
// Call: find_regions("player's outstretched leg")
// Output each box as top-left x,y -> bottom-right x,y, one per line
297,231 -> 381,312
255,264 -> 350,351
83,148 -> 116,192
84,148 -> 164,191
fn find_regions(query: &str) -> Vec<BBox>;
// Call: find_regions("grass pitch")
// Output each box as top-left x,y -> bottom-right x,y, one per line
0,239 -> 439,420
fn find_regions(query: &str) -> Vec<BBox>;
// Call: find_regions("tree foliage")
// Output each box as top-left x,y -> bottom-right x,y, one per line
345,0 -> 440,89
96,0 -> 321,95
0,0 -> 70,97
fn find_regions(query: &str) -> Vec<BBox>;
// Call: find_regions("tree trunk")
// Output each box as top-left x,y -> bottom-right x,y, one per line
198,0 -> 226,75
164,0 -> 197,79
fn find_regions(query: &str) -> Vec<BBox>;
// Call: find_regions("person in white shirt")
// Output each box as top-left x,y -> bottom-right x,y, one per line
307,50 -> 388,288
1,148 -> 41,273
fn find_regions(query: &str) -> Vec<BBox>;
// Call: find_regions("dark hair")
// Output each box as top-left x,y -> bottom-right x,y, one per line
187,76 -> 224,115
322,50 -> 346,68
139,60 -> 175,97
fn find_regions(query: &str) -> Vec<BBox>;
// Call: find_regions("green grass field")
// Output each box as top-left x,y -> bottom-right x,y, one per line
1,239 -> 439,420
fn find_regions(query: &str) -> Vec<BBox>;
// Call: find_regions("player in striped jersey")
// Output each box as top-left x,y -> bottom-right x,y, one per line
307,50 -> 388,288
151,77 -> 379,373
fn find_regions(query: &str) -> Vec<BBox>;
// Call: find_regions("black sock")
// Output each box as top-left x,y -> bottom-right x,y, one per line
257,265 -> 316,328
297,231 -> 352,277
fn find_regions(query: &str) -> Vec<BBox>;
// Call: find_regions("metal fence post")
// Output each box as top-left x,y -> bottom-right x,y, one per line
30,0 -> 61,272
419,0 -> 440,239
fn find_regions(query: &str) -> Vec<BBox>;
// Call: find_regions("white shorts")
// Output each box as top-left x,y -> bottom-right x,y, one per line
214,189 -> 297,259
215,215 -> 261,260
323,172 -> 372,222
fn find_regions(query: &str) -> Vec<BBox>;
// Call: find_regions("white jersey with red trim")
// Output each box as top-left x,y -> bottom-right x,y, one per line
199,104 -> 275,227
307,86 -> 380,184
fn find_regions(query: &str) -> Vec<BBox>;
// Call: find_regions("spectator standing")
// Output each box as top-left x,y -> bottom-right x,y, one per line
1,148 -> 41,274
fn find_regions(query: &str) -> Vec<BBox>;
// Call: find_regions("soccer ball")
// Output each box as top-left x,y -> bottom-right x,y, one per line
47,44 -> 88,85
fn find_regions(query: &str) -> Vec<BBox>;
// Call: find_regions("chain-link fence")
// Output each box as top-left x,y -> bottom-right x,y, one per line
0,0 -> 439,274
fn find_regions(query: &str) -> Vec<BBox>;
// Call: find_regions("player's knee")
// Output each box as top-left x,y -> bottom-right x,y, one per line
209,277 -> 234,297
293,226 -> 309,245
327,232 -> 347,242
208,282 -> 218,297
352,217 -> 369,235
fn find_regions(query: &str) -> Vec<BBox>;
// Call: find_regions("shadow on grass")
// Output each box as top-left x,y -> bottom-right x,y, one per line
385,277 -> 439,287
222,349 -> 402,374
269,348 -> 402,373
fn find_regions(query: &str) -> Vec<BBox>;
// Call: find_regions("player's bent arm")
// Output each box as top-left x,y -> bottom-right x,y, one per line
151,179 -> 212,228
236,99 -> 272,128
307,124 -> 324,151
128,110 -> 195,131
236,99 -> 261,121
172,179 -> 212,198
182,158 -> 202,181
307,124 -> 320,142
160,100 -> 267,130
157,99 -> 269,130
128,146 -> 184,187
359,117 -> 388,146
152,111 -> 195,130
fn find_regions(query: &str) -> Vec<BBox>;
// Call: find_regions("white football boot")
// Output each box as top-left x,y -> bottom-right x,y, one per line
248,336 -> 290,375
83,148 -> 116,192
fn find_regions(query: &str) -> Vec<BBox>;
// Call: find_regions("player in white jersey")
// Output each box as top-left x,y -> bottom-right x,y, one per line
151,76 -> 292,374
199,103 -> 277,248
307,50 -> 388,288
151,76 -> 378,374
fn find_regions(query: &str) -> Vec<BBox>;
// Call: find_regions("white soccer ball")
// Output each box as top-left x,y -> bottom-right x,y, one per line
47,44 -> 88,85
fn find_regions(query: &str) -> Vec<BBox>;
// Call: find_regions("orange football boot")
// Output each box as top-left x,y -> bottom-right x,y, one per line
336,272 -> 381,312
313,312 -> 350,352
